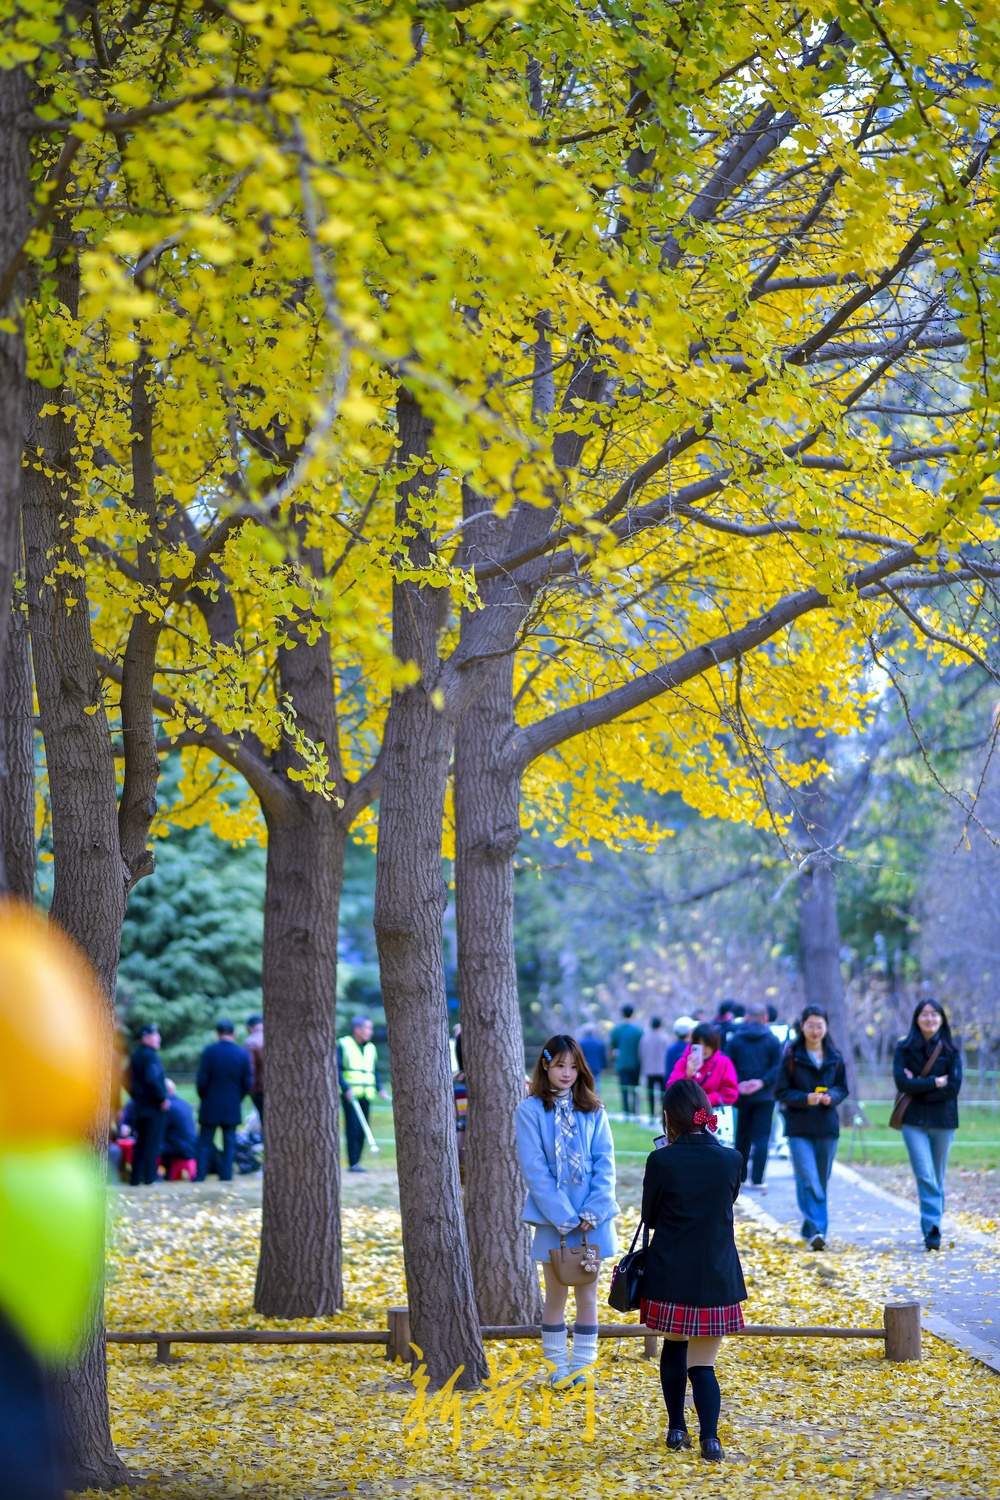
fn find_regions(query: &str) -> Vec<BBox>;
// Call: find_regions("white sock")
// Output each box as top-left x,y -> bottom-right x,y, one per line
569,1324 -> 598,1373
542,1322 -> 568,1377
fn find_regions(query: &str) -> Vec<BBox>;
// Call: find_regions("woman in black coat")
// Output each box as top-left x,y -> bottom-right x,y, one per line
774,1006 -> 848,1251
641,1079 -> 747,1463
893,999 -> 962,1250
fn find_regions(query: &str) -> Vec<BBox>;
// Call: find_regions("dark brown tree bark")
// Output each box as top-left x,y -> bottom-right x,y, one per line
0,66 -> 28,688
454,651 -> 541,1326
0,589 -> 36,897
23,378 -> 132,1491
255,799 -> 346,1312
117,354 -> 161,891
795,769 -> 858,1115
374,392 -> 488,1388
254,606 -> 346,1312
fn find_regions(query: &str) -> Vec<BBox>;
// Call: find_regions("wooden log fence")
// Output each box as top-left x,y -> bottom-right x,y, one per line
108,1299 -> 920,1366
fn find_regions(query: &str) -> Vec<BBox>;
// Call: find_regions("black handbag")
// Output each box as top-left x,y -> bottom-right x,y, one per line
607,1220 -> 648,1313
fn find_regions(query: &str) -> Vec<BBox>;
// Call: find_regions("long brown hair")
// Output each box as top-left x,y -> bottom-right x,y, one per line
528,1034 -> 602,1113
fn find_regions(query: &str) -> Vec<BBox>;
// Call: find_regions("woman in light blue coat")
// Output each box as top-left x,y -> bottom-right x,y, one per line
515,1034 -> 619,1384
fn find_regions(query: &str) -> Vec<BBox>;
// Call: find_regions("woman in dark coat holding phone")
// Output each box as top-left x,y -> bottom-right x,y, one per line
641,1078 -> 747,1463
775,1005 -> 848,1251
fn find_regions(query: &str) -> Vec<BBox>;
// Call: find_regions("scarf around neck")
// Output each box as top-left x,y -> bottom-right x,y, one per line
552,1090 -> 584,1189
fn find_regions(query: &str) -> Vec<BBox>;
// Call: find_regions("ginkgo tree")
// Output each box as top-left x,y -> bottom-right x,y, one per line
7,0 -> 1000,1444
366,0 -> 1000,1369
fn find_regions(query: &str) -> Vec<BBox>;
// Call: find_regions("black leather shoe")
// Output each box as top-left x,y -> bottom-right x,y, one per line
700,1438 -> 724,1461
666,1428 -> 692,1451
925,1226 -> 941,1251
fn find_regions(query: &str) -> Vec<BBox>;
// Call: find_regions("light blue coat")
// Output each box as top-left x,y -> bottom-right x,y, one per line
514,1095 -> 619,1238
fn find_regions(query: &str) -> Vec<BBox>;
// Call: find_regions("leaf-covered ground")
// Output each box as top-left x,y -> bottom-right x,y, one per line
84,1172 -> 1000,1499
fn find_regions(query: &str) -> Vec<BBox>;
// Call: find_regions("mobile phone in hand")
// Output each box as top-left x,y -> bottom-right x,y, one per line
653,1133 -> 668,1149
689,1044 -> 704,1067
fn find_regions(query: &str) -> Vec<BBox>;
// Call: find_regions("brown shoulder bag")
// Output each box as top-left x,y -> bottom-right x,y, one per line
888,1040 -> 943,1130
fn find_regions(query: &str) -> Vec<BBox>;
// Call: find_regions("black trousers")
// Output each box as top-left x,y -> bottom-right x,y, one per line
197,1123 -> 237,1181
735,1099 -> 775,1184
132,1109 -> 166,1185
343,1095 -> 371,1167
617,1068 -> 640,1117
646,1074 -> 666,1118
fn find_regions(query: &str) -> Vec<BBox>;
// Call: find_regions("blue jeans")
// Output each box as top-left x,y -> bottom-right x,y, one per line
787,1135 -> 837,1239
901,1125 -> 954,1236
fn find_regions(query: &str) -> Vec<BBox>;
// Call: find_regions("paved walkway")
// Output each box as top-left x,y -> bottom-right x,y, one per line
737,1154 -> 1000,1372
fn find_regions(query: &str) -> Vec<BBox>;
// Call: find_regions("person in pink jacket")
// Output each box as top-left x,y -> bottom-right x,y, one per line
667,1024 -> 739,1106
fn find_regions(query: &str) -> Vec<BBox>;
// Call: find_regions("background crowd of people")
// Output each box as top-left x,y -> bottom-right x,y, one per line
113,1013 -> 388,1185
118,992 -> 964,1261
577,995 -> 963,1254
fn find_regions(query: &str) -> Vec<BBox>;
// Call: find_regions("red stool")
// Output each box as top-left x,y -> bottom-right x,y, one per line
117,1137 -> 135,1179
166,1158 -> 197,1182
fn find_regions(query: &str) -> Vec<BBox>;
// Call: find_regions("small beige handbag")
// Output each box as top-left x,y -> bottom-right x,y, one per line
548,1229 -> 600,1286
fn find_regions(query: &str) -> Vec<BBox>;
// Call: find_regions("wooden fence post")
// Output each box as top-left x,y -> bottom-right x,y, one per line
387,1306 -> 412,1364
643,1333 -> 659,1360
155,1339 -> 173,1364
883,1302 -> 921,1361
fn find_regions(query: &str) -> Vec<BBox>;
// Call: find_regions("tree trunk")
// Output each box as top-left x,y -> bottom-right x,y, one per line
254,803 -> 346,1315
454,654 -> 541,1325
373,389 -> 488,1389
23,380 -> 131,1489
0,591 -> 35,897
0,65 -> 28,692
254,534 -> 347,1317
798,850 -> 858,1117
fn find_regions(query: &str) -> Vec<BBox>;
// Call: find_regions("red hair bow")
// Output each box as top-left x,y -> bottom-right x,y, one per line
693,1107 -> 718,1131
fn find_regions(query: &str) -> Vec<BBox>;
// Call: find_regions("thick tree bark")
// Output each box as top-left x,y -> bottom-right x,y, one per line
116,354 -> 160,891
374,391 -> 488,1389
454,653 -> 541,1326
254,531 -> 347,1317
0,66 -> 28,692
23,380 -> 131,1490
255,802 -> 346,1314
798,847 -> 857,1110
793,745 -> 858,1118
0,591 -> 35,897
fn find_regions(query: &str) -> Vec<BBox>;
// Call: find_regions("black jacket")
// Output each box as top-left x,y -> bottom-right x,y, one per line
162,1095 -> 198,1159
775,1041 -> 848,1138
196,1040 -> 252,1127
893,1036 -> 962,1130
128,1044 -> 167,1115
726,1023 -> 783,1102
640,1133 -> 747,1307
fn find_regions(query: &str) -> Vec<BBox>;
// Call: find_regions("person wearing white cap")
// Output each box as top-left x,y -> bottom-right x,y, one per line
664,1017 -> 696,1080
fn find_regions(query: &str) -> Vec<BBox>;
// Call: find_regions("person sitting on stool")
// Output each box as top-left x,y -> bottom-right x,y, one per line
196,1020 -> 252,1182
162,1080 -> 199,1181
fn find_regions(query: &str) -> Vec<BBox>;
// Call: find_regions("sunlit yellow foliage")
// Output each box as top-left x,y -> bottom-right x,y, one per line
6,0 -> 1000,847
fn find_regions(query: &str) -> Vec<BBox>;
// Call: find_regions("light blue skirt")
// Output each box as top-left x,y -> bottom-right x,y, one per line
530,1218 -> 618,1264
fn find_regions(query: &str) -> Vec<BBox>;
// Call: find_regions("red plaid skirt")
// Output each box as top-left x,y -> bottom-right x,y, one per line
640,1299 -> 746,1337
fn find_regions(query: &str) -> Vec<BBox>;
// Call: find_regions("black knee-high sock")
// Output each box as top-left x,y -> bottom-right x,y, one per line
658,1339 -> 688,1429
688,1364 -> 721,1440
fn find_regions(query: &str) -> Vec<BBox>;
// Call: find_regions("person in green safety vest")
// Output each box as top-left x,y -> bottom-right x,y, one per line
337,1016 -> 387,1172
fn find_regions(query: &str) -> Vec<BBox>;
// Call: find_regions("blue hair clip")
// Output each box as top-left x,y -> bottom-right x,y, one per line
542,1047 -> 552,1062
